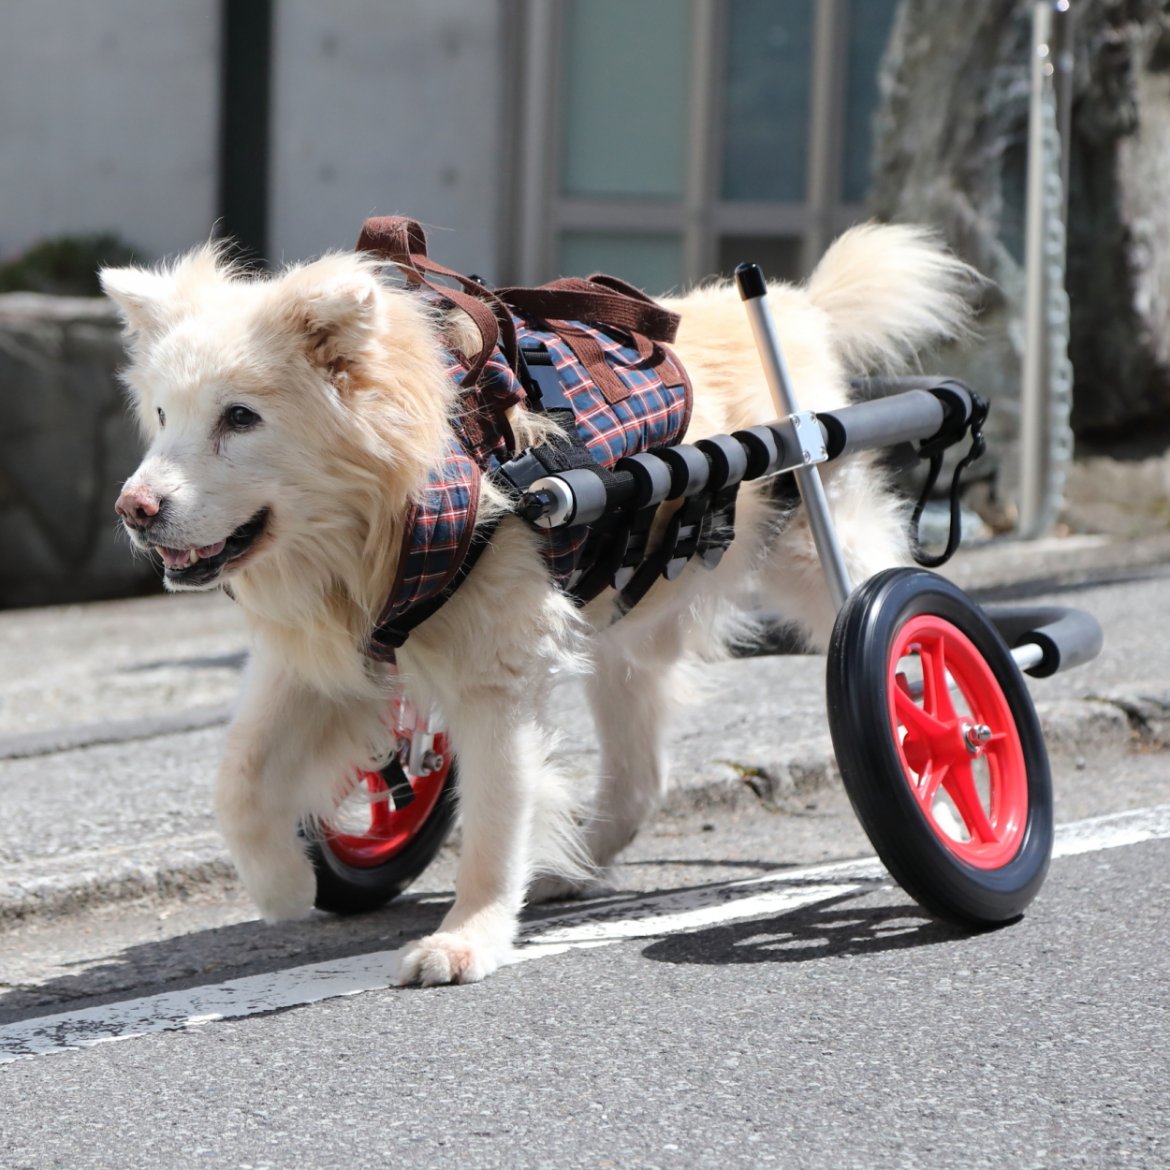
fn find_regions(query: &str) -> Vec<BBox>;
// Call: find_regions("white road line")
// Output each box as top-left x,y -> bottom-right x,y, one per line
2,804 -> 1168,1066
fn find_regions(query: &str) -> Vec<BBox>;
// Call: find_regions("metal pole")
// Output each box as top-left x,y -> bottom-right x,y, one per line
1019,0 -> 1073,539
1050,0 -> 1076,227
736,265 -> 853,612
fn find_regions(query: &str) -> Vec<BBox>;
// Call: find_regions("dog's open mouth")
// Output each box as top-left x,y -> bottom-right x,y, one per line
153,508 -> 270,586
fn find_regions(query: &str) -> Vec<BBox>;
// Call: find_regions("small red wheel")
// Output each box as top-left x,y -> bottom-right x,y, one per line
888,615 -> 1028,870
827,568 -> 1053,927
308,719 -> 457,915
324,734 -> 453,868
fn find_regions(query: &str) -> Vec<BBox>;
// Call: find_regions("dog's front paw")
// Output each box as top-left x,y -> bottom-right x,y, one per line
237,852 -> 317,923
395,931 -> 512,986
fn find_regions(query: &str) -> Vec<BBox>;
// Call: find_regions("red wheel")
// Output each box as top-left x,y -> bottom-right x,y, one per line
827,568 -> 1052,927
889,615 -> 1029,870
308,720 -> 457,915
324,734 -> 453,868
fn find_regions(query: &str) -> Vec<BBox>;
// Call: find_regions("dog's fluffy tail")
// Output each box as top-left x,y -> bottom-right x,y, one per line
806,222 -> 978,374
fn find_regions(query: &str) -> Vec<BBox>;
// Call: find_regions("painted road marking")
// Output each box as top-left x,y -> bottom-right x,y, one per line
2,804 -> 1169,1065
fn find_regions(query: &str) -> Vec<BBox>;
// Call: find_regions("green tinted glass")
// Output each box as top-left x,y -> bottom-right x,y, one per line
559,231 -> 684,295
721,0 -> 812,202
560,0 -> 692,199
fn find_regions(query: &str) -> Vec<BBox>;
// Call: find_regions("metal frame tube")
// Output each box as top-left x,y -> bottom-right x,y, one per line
737,264 -> 853,611
819,391 -> 947,460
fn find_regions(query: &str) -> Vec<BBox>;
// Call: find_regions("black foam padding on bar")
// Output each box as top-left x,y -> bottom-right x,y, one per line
658,445 -> 711,499
615,452 -> 673,508
984,604 -> 1104,679
696,434 -> 749,491
733,426 -> 781,479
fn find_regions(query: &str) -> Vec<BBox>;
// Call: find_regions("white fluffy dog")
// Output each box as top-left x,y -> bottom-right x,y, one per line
103,224 -> 973,985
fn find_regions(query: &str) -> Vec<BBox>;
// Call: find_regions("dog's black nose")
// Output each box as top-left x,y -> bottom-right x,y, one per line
115,485 -> 166,531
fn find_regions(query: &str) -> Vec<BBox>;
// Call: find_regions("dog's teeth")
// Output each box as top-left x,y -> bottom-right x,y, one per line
187,549 -> 200,566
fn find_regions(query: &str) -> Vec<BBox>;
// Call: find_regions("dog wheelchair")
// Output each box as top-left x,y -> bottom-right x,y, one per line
308,262 -> 1103,930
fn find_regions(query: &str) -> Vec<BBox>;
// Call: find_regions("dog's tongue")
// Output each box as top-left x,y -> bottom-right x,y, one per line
197,540 -> 227,558
158,547 -> 191,569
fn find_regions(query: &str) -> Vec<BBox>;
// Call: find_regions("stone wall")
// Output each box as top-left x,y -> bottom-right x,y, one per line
872,0 -> 1170,497
0,294 -> 158,608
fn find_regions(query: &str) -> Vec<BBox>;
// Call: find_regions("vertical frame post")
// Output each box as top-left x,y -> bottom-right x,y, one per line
216,0 -> 273,265
736,263 -> 853,612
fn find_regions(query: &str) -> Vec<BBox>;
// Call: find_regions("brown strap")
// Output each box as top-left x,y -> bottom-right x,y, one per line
356,216 -> 517,385
356,217 -> 430,284
495,277 -> 680,343
355,216 -> 685,410
555,326 -> 631,403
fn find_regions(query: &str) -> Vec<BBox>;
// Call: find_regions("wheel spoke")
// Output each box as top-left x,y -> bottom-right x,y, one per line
366,773 -> 395,837
920,758 -> 949,806
894,682 -> 951,741
921,637 -> 959,725
941,759 -> 998,845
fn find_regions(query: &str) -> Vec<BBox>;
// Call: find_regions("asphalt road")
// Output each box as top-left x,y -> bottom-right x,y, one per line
3,544 -> 1170,1167
1,798 -> 1168,1170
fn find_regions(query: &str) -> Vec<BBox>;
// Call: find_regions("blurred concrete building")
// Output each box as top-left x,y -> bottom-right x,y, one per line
1,0 -> 897,291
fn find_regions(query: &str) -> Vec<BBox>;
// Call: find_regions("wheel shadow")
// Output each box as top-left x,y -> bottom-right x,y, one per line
641,891 -> 971,967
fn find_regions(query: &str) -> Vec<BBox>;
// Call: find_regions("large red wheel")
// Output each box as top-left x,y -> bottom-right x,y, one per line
827,568 -> 1053,926
307,723 -> 457,915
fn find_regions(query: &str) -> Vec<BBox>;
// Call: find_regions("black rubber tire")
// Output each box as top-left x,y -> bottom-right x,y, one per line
826,567 -> 1053,927
307,760 -> 458,916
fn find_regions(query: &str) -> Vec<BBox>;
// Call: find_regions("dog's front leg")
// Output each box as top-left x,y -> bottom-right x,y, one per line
397,690 -> 537,986
215,651 -> 382,922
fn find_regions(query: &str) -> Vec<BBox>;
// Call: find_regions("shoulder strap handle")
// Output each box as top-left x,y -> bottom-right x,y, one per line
356,216 -> 517,384
356,217 -> 684,399
495,276 -> 681,343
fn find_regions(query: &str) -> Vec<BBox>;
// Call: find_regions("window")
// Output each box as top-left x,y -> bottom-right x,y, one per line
511,0 -> 899,293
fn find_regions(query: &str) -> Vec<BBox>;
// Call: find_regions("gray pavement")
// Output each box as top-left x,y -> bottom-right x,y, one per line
2,531 -> 1169,927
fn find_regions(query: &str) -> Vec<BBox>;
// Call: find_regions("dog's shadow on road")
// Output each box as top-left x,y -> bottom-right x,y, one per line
0,893 -> 449,1026
641,893 -> 971,967
2,877 -> 971,1025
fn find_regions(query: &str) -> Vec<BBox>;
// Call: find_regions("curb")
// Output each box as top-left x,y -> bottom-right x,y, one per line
0,834 -> 236,930
1,691 -> 1155,931
0,705 -> 233,763
3,533 -> 1166,929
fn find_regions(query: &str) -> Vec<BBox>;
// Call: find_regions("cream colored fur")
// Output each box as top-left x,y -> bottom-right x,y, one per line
103,223 -> 974,985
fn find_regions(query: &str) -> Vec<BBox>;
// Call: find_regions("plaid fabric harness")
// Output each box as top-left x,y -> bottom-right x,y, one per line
357,216 -> 693,661
366,315 -> 693,660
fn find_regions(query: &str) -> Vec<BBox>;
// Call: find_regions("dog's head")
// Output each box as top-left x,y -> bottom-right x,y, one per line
103,246 -> 450,598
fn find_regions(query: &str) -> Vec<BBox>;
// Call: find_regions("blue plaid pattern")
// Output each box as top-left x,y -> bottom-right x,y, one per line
370,313 -> 692,656
521,321 -> 691,465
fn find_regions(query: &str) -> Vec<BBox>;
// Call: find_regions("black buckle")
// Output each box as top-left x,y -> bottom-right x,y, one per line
516,342 -> 573,414
694,485 -> 740,569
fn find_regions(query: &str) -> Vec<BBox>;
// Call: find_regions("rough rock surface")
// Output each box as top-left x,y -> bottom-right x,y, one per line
872,0 -> 1170,463
0,293 -> 157,607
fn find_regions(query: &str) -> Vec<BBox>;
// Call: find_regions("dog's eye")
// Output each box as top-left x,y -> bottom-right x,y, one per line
157,407 -> 166,428
223,405 -> 261,432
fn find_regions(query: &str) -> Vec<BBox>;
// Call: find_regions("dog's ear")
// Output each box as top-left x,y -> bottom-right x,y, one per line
100,266 -> 174,341
284,264 -> 382,384
101,245 -> 228,344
